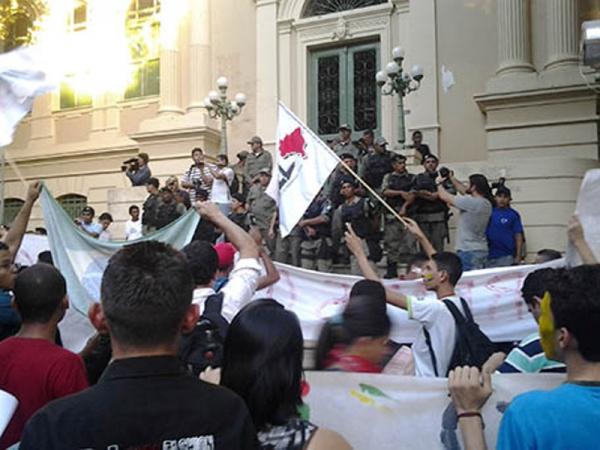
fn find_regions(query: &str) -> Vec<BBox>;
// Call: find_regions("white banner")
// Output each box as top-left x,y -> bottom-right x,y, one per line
259,262 -> 542,343
17,233 -> 545,350
304,371 -> 564,450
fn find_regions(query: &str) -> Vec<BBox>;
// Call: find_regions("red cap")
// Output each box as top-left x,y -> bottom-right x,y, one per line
213,243 -> 236,269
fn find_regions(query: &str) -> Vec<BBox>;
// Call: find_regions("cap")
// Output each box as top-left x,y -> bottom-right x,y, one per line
375,137 -> 388,146
338,124 -> 351,131
339,153 -> 357,161
237,150 -> 249,160
247,136 -> 263,145
81,206 -> 95,215
258,167 -> 272,176
214,243 -> 236,269
423,153 -> 439,163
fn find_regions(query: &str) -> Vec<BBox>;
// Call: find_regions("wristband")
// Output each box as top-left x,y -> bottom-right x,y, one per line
457,411 -> 482,420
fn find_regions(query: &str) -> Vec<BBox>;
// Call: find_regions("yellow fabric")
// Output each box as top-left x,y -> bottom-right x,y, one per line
539,291 -> 557,359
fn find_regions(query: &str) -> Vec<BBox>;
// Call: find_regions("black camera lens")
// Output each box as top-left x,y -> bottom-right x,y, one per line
439,167 -> 450,178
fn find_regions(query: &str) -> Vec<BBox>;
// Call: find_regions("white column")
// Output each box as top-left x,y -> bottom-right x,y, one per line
187,0 -> 211,113
544,0 -> 579,70
496,0 -> 534,75
158,48 -> 183,116
278,20 -> 293,107
255,0 -> 279,145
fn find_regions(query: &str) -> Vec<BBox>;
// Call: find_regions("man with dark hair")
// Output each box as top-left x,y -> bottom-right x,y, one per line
98,212 -> 113,241
413,154 -> 455,253
0,182 -> 41,340
125,205 -> 142,240
209,154 -> 235,216
0,264 -> 88,448
359,136 -> 393,190
20,241 -> 256,449
125,152 -> 152,186
346,221 -> 469,377
410,130 -> 431,164
155,188 -> 185,229
183,202 -> 263,322
247,168 -> 277,253
535,248 -> 562,264
449,264 -> 600,450
496,268 -> 565,374
181,147 -> 215,201
142,177 -> 161,234
326,153 -> 360,209
76,206 -> 102,238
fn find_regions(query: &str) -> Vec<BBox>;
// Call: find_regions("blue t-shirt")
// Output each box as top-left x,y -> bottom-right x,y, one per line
486,207 -> 523,259
81,221 -> 103,236
0,290 -> 19,325
498,383 -> 600,450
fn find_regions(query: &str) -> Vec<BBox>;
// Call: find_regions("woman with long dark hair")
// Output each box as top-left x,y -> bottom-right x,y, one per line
221,299 -> 351,450
315,280 -> 391,372
436,171 -> 493,271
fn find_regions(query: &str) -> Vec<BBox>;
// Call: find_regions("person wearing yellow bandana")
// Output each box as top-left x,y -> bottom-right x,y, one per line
449,264 -> 600,450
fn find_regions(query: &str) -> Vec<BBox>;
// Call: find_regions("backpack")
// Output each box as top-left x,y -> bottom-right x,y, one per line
424,298 -> 495,377
178,293 -> 229,377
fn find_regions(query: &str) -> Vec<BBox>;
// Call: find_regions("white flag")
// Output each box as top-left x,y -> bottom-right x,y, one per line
0,46 -> 57,147
267,102 -> 340,237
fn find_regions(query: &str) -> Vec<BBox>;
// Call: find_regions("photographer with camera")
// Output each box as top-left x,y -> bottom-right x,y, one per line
122,153 -> 151,187
412,154 -> 455,253
181,147 -> 215,202
436,171 -> 493,271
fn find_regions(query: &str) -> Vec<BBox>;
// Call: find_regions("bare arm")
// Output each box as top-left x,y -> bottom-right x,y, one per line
3,182 -> 41,259
436,182 -> 456,206
568,215 -> 598,264
403,217 -> 436,258
344,224 -> 408,310
257,248 -> 280,290
195,201 -> 259,259
449,174 -> 469,195
208,166 -> 228,181
448,367 -> 493,450
299,215 -> 329,227
514,233 -> 524,264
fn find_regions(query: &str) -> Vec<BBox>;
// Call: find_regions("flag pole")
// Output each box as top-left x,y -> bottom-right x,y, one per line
336,157 -> 409,228
0,148 -> 5,226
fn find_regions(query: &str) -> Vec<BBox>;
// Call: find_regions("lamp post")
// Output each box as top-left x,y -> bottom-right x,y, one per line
376,47 -> 424,145
202,77 -> 247,155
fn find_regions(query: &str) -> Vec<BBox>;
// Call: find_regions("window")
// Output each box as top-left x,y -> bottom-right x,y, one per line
58,194 -> 87,220
59,0 -> 92,109
303,0 -> 387,17
309,42 -> 380,140
124,0 -> 160,99
2,199 -> 25,226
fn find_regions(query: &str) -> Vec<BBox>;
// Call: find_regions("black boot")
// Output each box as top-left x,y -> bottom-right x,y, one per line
384,262 -> 398,279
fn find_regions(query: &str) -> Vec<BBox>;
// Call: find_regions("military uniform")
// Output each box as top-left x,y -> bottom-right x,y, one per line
332,139 -> 360,160
299,196 -> 334,272
382,171 -> 418,268
412,172 -> 455,253
244,151 -> 273,186
274,225 -> 303,266
360,151 -> 393,191
247,183 -> 277,253
336,196 -> 380,275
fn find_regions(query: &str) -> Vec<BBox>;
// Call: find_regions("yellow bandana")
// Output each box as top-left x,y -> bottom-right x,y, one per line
539,291 -> 557,359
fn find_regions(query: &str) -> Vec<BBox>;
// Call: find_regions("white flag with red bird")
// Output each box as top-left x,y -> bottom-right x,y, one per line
266,102 -> 340,237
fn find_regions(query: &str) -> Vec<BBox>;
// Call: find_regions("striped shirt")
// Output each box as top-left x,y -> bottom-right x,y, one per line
182,163 -> 215,200
497,332 -> 565,374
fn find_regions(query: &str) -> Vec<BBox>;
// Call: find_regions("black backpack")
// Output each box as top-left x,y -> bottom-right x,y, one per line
424,298 -> 495,377
178,293 -> 229,377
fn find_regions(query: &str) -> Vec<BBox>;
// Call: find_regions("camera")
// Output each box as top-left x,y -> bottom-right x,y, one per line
439,167 -> 451,179
121,157 -> 139,172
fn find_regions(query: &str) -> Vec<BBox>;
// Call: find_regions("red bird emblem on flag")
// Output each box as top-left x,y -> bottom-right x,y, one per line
279,127 -> 307,159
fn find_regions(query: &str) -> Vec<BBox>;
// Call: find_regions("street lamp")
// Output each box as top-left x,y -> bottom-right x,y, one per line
376,47 -> 424,145
202,77 -> 247,155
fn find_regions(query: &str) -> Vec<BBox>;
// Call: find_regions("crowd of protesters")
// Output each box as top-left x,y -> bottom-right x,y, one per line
0,173 -> 598,449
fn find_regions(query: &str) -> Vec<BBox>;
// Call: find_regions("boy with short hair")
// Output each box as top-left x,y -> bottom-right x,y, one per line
486,185 -> 524,267
0,264 -> 88,448
125,205 -> 142,241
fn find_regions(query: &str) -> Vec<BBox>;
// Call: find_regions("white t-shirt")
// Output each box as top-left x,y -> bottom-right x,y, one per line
210,167 -> 234,204
407,294 -> 465,377
125,219 -> 143,240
